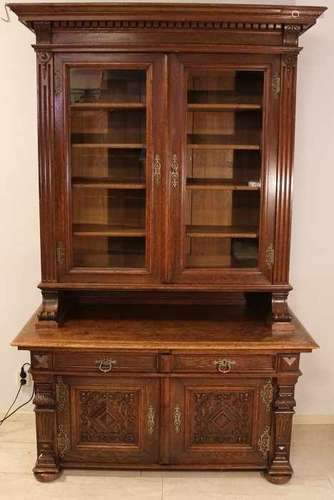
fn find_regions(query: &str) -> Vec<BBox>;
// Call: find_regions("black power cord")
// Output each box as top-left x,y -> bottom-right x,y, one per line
0,362 -> 34,427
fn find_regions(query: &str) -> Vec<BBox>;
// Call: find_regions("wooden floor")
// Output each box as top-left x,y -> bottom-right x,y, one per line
0,414 -> 333,499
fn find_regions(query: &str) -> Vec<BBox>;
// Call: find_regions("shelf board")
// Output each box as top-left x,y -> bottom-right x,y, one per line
72,177 -> 146,190
188,91 -> 262,110
73,224 -> 146,237
71,134 -> 146,149
186,225 -> 258,239
71,102 -> 146,110
72,143 -> 146,149
187,178 -> 260,191
187,133 -> 261,151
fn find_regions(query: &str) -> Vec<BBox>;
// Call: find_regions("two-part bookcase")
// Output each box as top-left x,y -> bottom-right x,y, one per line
10,3 -> 325,484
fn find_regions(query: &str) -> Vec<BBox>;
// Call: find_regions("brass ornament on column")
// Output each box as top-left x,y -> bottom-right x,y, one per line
173,404 -> 182,433
170,154 -> 179,188
147,404 -> 155,435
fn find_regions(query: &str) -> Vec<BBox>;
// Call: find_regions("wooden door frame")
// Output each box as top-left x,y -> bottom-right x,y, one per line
166,53 -> 280,287
54,52 -> 166,285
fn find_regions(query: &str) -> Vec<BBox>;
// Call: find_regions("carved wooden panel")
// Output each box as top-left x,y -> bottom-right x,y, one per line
55,376 -> 159,465
191,390 -> 252,445
171,378 -> 270,467
79,390 -> 139,444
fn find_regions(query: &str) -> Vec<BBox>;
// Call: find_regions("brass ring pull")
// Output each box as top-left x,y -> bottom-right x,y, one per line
96,359 -> 116,373
214,359 -> 236,374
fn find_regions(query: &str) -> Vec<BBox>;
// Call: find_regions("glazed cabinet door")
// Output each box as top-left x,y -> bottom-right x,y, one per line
170,377 -> 272,467
167,54 -> 279,287
54,53 -> 166,284
55,376 -> 160,465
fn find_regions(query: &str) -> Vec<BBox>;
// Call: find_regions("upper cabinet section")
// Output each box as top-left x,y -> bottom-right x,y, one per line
9,3 -> 326,50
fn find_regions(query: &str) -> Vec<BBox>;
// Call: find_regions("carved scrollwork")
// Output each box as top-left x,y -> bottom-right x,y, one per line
56,376 -> 69,412
57,424 -> 70,458
147,404 -> 155,435
261,379 -> 274,413
258,425 -> 271,458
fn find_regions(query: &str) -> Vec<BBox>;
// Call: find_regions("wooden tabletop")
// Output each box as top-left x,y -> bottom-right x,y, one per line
11,305 -> 318,353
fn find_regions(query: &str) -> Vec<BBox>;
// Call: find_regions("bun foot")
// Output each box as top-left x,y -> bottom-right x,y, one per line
263,471 -> 292,484
33,467 -> 62,482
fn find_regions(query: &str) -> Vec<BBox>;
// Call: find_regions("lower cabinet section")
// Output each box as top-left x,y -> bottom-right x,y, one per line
170,378 -> 272,467
54,375 -> 273,469
56,376 -> 160,465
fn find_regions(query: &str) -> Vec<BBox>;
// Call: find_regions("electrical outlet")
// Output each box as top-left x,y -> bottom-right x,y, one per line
17,365 -> 32,387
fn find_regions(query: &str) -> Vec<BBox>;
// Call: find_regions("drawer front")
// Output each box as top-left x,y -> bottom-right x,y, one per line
54,352 -> 157,373
173,354 -> 275,374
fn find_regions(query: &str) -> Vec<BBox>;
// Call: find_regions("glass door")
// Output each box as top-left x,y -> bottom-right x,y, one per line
168,54 -> 278,285
55,54 -> 165,284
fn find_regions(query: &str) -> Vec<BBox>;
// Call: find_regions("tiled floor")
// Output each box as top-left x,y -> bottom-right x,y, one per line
0,414 -> 333,499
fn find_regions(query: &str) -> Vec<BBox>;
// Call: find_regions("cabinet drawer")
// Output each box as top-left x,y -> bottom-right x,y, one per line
54,352 -> 157,373
173,354 -> 275,374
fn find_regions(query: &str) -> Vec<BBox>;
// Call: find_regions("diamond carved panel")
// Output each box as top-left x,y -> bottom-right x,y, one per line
79,390 -> 139,444
191,390 -> 253,445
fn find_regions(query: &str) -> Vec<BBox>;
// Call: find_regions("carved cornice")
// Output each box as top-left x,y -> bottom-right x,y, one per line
50,20 -> 285,32
9,3 -> 326,39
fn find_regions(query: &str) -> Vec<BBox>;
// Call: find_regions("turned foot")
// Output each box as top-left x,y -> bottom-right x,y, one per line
263,471 -> 292,484
33,468 -> 62,482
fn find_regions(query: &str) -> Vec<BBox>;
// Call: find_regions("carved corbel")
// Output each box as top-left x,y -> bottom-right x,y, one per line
272,292 -> 291,322
283,24 -> 302,47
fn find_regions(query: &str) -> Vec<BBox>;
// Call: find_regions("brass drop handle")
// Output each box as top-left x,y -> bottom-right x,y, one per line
214,359 -> 236,374
96,358 -> 117,373
153,154 -> 161,185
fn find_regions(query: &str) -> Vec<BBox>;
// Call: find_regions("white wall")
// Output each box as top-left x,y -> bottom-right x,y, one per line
0,0 -> 333,418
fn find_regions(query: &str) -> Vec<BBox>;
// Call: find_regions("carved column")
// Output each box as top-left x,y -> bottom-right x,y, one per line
32,373 -> 61,482
265,371 -> 299,484
272,50 -> 299,321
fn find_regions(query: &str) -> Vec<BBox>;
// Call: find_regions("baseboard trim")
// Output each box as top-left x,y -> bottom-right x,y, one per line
294,415 -> 334,424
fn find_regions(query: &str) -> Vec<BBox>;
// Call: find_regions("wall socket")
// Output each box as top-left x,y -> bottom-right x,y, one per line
17,366 -> 32,388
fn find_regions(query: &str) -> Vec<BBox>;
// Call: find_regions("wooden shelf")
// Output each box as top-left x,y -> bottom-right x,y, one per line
71,134 -> 146,149
186,225 -> 258,239
71,102 -> 146,110
188,90 -> 262,110
187,178 -> 260,191
187,133 -> 260,150
72,143 -> 146,149
73,224 -> 146,237
72,177 -> 146,190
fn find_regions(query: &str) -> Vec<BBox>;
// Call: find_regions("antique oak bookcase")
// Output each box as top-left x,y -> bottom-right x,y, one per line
10,2 -> 325,484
